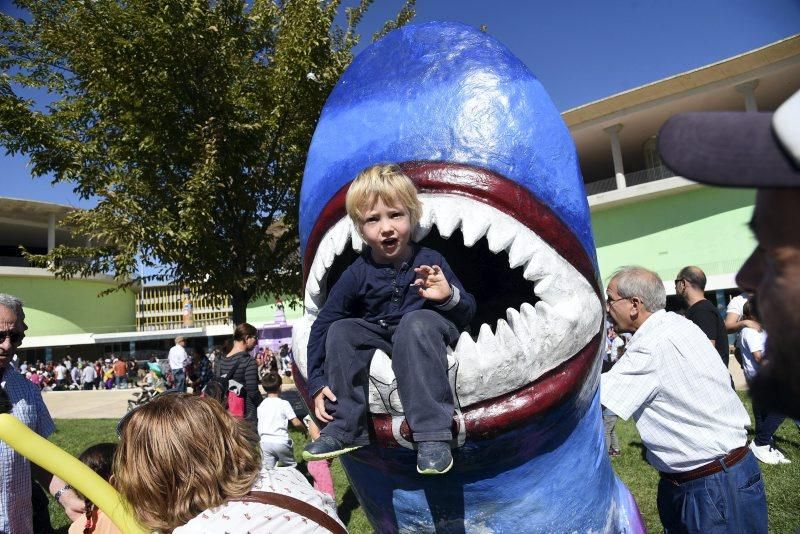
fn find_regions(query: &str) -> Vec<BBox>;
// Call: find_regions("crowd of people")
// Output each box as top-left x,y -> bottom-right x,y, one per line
11,356 -> 136,392
9,339 -> 293,396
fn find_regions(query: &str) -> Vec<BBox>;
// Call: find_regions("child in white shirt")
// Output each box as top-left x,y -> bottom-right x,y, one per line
257,373 -> 305,469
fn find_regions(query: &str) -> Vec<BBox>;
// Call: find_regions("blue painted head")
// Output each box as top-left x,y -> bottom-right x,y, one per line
293,21 -> 642,532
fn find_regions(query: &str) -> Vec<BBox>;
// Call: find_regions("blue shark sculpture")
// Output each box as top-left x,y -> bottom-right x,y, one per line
293,21 -> 644,533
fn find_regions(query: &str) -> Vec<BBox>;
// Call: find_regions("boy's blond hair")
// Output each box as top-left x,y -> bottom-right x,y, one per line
346,163 -> 423,231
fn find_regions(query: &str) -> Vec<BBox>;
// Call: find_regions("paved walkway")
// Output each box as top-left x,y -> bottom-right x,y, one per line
43,388 -> 139,419
43,384 -> 303,420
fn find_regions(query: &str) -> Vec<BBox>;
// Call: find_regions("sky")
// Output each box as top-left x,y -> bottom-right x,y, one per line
2,0 -> 800,207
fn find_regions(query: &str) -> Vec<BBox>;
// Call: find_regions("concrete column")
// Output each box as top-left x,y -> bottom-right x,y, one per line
735,80 -> 759,112
45,347 -> 53,362
47,213 -> 56,253
129,341 -> 136,356
603,124 -> 626,190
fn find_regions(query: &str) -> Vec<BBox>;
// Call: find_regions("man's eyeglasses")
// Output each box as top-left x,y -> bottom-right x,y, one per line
674,278 -> 684,286
606,296 -> 629,307
0,331 -> 23,345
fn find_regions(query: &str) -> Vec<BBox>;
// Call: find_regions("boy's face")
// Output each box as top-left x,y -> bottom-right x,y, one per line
360,196 -> 413,266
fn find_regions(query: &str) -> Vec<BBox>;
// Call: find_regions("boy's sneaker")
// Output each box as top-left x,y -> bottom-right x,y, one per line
302,435 -> 362,461
416,441 -> 453,475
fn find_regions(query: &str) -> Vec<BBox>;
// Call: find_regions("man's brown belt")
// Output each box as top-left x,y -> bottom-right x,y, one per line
659,444 -> 750,485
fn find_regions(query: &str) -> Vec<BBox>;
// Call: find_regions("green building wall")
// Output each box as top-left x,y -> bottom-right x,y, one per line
2,275 -> 136,336
591,187 -> 757,285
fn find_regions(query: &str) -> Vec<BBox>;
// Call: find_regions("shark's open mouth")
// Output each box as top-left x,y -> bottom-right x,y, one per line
294,162 -> 604,446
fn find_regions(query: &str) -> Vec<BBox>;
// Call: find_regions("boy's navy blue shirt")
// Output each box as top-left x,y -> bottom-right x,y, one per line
306,244 -> 476,396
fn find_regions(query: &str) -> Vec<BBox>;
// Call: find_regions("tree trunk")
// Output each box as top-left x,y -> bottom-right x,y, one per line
231,291 -> 249,325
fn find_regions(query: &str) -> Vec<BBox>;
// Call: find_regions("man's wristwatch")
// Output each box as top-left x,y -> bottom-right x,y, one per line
54,484 -> 73,504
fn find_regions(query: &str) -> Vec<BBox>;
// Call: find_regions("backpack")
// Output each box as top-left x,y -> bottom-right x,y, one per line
204,356 -> 244,416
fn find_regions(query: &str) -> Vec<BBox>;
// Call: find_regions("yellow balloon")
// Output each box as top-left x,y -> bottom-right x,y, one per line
0,414 -> 148,534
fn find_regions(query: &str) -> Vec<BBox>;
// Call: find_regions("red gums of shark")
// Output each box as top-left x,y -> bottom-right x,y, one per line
301,161 -> 603,446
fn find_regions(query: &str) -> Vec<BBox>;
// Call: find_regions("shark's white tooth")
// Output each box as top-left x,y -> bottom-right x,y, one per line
533,274 -> 555,300
413,224 -> 432,242
331,221 -> 351,255
476,323 -> 498,350
460,211 -> 490,247
305,272 -> 321,298
507,233 -> 535,269
321,237 -> 336,269
523,251 -> 554,283
519,301 -> 538,332
495,319 -> 520,353
415,201 -> 435,242
485,219 -> 516,254
304,291 -> 321,311
454,331 -> 478,362
310,259 -> 327,286
472,325 -> 502,386
506,307 -> 531,341
349,226 -> 364,251
432,204 -> 461,239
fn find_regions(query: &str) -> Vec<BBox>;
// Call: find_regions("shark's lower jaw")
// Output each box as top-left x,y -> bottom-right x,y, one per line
295,162 -> 604,446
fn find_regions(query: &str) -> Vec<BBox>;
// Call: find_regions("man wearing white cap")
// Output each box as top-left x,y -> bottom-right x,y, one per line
659,88 -> 800,421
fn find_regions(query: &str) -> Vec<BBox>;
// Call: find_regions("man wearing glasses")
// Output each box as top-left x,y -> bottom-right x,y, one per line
0,293 -> 84,532
600,268 -> 766,533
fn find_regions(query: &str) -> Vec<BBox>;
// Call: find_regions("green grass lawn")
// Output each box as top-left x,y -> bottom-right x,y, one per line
48,392 -> 799,533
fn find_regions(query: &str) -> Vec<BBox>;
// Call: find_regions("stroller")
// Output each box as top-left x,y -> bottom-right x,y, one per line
127,370 -> 167,411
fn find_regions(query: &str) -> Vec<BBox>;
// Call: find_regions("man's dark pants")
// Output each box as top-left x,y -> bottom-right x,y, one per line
322,309 -> 459,445
657,451 -> 767,533
752,398 -> 786,447
172,368 -> 186,392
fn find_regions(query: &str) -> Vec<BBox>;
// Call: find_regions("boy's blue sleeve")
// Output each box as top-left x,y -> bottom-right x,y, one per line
434,254 -> 476,330
306,266 -> 359,396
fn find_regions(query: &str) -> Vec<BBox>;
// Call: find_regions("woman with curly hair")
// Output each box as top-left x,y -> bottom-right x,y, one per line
114,394 -> 345,533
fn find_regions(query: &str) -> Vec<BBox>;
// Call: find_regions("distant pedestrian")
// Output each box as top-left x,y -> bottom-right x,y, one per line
168,336 -> 189,392
54,361 -> 68,390
81,364 -> 97,391
257,373 -> 305,470
739,299 -> 790,465
113,357 -> 128,389
69,365 -> 80,389
674,266 -> 729,368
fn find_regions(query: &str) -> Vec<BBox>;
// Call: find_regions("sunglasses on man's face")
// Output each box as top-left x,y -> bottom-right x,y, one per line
0,331 -> 23,345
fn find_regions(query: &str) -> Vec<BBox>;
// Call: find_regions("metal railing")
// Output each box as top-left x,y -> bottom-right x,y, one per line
585,165 -> 676,196
625,165 -> 676,187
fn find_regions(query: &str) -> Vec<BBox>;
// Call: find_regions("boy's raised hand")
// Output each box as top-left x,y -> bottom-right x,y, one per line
413,264 -> 452,303
314,386 -> 337,422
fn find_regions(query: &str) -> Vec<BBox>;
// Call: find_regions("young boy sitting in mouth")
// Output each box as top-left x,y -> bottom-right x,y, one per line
302,163 -> 476,474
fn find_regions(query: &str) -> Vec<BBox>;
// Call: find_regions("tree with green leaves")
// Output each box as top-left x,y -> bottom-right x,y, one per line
0,0 -> 415,323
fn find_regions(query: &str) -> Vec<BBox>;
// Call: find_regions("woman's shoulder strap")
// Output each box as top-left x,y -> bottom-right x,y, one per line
236,491 -> 346,534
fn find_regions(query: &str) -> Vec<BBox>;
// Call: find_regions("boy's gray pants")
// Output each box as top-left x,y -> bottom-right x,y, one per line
261,439 -> 296,469
321,309 -> 459,445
